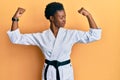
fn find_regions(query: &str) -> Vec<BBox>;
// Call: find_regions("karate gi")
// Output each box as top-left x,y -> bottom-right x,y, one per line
7,27 -> 102,80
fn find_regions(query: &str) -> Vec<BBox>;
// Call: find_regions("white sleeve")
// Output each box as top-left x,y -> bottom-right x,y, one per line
73,28 -> 102,44
7,29 -> 41,46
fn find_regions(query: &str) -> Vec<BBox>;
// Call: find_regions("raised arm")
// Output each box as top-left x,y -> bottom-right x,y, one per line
71,7 -> 102,44
7,7 -> 41,46
11,7 -> 25,31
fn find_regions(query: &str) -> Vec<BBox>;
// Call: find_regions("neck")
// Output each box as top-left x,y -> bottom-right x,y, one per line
50,23 -> 59,38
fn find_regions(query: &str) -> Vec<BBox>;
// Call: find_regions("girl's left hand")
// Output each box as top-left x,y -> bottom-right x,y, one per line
78,7 -> 91,17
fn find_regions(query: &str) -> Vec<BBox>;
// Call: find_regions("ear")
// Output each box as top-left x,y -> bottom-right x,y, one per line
50,16 -> 54,22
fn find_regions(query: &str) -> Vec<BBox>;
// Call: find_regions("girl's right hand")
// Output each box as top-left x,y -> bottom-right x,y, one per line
13,7 -> 26,18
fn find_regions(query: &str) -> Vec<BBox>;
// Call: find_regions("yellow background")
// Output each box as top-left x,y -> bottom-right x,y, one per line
0,0 -> 120,80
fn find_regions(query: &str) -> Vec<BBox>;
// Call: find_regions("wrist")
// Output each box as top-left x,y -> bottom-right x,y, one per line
12,17 -> 19,22
86,13 -> 92,18
12,15 -> 19,18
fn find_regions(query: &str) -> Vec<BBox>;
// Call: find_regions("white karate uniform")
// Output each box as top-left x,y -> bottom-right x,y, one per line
7,27 -> 102,80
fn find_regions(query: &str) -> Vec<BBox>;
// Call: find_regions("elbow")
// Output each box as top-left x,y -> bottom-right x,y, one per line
91,31 -> 102,41
96,34 -> 102,40
90,28 -> 102,41
95,36 -> 101,41
9,37 -> 22,44
87,35 -> 102,43
10,39 -> 19,44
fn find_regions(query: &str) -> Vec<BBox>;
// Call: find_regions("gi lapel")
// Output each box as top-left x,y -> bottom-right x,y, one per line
49,27 -> 65,59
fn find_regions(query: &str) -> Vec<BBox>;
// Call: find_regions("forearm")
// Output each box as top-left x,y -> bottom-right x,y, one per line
11,7 -> 25,31
11,20 -> 19,31
87,14 -> 98,29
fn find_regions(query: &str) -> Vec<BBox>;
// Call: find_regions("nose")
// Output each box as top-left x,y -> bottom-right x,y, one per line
63,18 -> 66,23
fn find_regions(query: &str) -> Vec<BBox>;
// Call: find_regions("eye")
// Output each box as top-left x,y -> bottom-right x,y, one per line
60,16 -> 66,19
60,17 -> 63,19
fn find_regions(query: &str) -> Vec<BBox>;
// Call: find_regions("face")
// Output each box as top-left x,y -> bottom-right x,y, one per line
51,10 -> 66,28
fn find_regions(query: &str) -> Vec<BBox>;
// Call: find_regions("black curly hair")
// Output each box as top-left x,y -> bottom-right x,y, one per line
45,2 -> 64,20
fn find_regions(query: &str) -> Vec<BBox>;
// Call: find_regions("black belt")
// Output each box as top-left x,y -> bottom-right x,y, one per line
44,59 -> 70,80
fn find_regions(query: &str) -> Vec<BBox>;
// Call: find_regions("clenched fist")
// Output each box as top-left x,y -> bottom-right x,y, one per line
13,7 -> 26,18
78,7 -> 91,17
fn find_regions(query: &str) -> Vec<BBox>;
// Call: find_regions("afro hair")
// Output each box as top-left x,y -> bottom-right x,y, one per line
45,2 -> 64,20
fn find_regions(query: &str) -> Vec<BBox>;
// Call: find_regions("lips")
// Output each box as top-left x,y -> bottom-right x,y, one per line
62,21 -> 66,25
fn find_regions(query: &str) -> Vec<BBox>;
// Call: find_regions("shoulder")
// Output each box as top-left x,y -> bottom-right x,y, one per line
62,28 -> 78,34
60,28 -> 81,37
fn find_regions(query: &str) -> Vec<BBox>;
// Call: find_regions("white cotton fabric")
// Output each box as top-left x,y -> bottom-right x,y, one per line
7,27 -> 102,80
